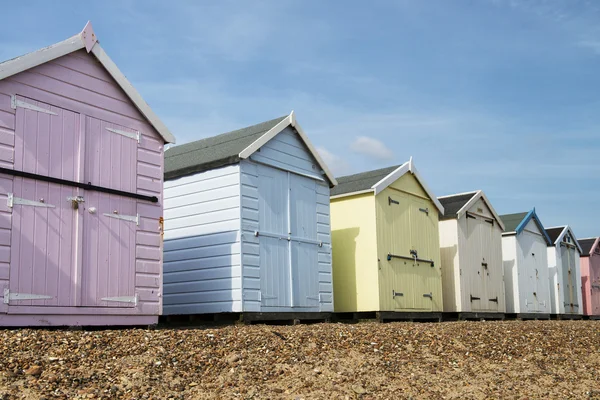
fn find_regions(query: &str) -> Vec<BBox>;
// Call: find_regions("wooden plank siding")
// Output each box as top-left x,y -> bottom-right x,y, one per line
0,49 -> 165,318
162,165 -> 242,315
249,126 -> 325,181
240,126 -> 333,313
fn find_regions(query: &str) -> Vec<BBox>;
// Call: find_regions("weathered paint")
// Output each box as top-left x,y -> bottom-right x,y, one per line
163,127 -> 333,315
331,170 -> 442,313
439,193 -> 505,313
330,193 -> 378,312
0,49 -> 164,326
547,228 -> 583,315
502,218 -> 551,314
580,238 -> 600,316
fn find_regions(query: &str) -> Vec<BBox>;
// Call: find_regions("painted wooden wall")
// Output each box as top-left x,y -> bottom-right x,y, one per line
452,199 -> 505,313
249,126 -> 324,181
241,128 -> 333,313
0,50 -> 163,324
163,165 -> 242,315
163,126 -> 333,315
547,232 -> 583,315
330,193 -> 378,312
439,219 -> 460,312
502,219 -> 551,315
580,243 -> 600,316
375,173 -> 443,312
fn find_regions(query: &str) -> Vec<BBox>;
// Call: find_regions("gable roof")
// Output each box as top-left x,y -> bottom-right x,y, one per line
330,165 -> 400,197
499,209 -> 552,245
546,227 -> 565,244
437,192 -> 477,220
545,225 -> 583,253
164,111 -> 337,186
578,237 -> 598,257
437,190 -> 505,230
0,22 -> 175,144
500,212 -> 529,233
330,158 -> 444,214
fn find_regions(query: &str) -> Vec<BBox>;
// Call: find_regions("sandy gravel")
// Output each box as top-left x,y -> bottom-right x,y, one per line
0,320 -> 599,399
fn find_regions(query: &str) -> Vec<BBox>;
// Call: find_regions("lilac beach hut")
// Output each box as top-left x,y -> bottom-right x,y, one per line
0,23 -> 175,326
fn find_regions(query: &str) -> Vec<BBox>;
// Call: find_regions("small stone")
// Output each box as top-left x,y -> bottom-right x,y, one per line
226,353 -> 241,364
154,361 -> 162,366
189,382 -> 198,387
24,365 -> 43,376
352,385 -> 367,394
48,357 -> 59,362
313,368 -> 322,374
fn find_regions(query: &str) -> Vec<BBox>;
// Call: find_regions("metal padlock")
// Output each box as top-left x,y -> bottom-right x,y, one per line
67,196 -> 85,210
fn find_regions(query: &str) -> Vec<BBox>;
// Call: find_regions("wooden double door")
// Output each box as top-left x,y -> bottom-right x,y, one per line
5,96 -> 138,310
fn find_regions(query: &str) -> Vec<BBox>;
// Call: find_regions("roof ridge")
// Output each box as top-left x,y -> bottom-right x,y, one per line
337,165 -> 400,181
437,190 -> 479,199
166,116 -> 287,157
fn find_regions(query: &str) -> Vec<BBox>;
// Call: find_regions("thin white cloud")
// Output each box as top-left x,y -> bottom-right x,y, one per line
350,136 -> 394,161
316,147 -> 352,177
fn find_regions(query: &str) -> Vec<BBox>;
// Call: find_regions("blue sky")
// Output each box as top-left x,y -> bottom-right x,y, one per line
1,0 -> 599,237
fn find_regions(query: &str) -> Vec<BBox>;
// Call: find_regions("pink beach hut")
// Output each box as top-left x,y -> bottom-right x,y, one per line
578,237 -> 600,318
0,22 -> 175,326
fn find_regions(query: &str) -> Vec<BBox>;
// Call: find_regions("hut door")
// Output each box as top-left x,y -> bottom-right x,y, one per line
256,165 -> 291,308
7,102 -> 138,309
7,99 -> 82,307
383,191 -> 413,310
80,118 -> 138,308
521,231 -> 538,312
289,174 -> 319,307
466,214 -> 484,310
409,197 -> 435,311
560,244 -> 575,313
480,217 -> 499,311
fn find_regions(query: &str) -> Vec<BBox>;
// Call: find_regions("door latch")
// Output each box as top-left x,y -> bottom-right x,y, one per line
67,196 -> 85,210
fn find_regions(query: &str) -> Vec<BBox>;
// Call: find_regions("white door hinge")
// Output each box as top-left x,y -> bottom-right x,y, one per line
3,288 -> 53,304
259,292 -> 277,302
7,193 -> 55,208
105,127 -> 140,143
11,96 -> 57,115
103,212 -> 139,225
100,294 -> 138,306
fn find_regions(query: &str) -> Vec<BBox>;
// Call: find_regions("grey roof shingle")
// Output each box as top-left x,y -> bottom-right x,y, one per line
437,192 -> 478,221
545,227 -> 565,245
330,166 -> 400,197
578,238 -> 597,256
164,116 -> 287,180
499,212 -> 529,233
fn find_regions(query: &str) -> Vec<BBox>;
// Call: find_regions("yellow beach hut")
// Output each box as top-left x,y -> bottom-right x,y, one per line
330,159 -> 445,321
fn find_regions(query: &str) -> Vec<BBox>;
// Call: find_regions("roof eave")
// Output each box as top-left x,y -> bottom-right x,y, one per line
515,209 -> 553,245
165,155 -> 240,181
548,225 -> 583,253
237,111 -> 338,187
0,21 -> 176,144
330,189 -> 374,200
455,190 -> 505,231
370,159 -> 445,215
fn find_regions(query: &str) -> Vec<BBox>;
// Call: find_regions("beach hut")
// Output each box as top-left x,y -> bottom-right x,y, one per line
330,159 -> 444,320
499,210 -> 552,318
162,113 -> 336,319
546,226 -> 583,317
437,191 -> 506,318
578,237 -> 600,318
0,23 -> 174,326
